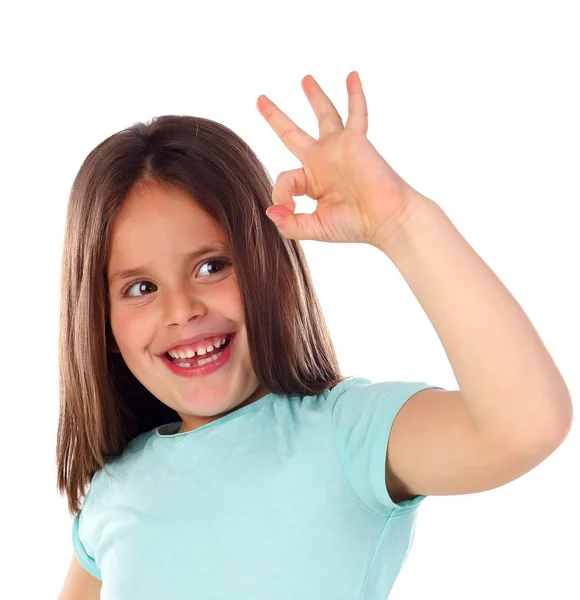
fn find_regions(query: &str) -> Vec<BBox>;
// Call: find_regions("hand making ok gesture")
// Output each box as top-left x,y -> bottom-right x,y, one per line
256,71 -> 423,248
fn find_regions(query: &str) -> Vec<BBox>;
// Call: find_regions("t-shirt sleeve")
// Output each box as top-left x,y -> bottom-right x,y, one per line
331,377 -> 446,514
72,510 -> 102,580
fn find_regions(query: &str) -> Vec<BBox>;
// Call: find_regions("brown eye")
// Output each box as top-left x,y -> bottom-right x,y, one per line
124,281 -> 157,297
197,258 -> 231,279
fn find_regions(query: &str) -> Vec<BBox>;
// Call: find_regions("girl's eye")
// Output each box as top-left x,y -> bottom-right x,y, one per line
122,258 -> 231,298
124,281 -> 158,298
198,258 -> 231,279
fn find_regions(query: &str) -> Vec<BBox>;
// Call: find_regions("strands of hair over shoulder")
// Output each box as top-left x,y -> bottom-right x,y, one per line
56,115 -> 350,515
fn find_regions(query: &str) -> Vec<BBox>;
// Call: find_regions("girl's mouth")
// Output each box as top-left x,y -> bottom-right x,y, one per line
161,333 -> 236,378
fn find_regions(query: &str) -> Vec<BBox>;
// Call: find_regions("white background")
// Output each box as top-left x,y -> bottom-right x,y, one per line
1,1 -> 578,598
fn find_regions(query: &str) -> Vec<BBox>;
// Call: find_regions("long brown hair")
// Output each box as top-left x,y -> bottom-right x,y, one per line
56,115 -> 350,516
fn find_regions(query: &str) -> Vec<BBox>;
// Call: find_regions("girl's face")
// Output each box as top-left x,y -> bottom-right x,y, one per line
107,178 -> 270,433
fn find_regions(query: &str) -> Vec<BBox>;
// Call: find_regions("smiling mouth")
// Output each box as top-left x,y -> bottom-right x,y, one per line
165,334 -> 233,366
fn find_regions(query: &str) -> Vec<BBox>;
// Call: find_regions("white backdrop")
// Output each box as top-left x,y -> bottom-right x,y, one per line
1,1 -> 578,598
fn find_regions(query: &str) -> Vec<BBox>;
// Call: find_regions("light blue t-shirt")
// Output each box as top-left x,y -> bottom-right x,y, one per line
73,376 -> 444,599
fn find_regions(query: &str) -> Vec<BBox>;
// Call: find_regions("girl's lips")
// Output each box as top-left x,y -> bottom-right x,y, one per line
161,332 -> 236,378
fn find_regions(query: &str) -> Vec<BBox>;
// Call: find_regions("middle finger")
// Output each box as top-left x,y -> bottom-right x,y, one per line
301,74 -> 344,138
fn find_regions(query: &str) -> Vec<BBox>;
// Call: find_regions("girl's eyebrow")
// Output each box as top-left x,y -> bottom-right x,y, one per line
108,242 -> 229,286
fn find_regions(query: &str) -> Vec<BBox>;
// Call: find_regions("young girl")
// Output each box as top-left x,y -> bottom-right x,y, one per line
57,72 -> 572,600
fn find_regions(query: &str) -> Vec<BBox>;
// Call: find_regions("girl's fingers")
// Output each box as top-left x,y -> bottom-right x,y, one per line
269,168 -> 307,216
266,167 -> 324,241
345,71 -> 368,135
301,74 -> 344,138
256,95 -> 316,161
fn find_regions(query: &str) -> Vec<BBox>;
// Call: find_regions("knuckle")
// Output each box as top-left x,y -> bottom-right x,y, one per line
280,128 -> 295,142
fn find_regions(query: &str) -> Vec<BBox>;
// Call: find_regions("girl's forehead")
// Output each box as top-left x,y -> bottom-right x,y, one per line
107,183 -> 231,276
113,183 -> 226,242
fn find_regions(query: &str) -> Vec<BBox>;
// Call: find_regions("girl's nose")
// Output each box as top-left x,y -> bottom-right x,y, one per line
164,286 -> 207,327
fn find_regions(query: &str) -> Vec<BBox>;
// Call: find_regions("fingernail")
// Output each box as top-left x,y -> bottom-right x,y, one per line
266,209 -> 283,223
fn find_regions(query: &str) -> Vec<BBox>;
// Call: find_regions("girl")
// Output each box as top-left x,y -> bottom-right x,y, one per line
57,72 -> 572,600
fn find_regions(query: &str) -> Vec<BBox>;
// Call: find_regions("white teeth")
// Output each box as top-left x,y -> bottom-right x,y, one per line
172,349 -> 225,368
168,336 -> 228,359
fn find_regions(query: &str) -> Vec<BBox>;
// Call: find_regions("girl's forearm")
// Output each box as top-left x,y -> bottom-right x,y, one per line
377,193 -> 573,451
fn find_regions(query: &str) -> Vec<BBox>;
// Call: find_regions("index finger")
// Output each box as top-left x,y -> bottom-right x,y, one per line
257,94 -> 316,161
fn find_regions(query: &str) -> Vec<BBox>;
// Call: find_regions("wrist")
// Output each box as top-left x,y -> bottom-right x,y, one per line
373,191 -> 439,257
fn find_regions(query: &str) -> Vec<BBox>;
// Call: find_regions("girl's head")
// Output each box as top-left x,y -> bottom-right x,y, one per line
57,115 -> 348,515
107,178 -> 270,434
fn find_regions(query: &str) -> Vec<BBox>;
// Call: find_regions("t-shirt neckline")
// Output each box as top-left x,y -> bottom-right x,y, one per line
154,390 -> 283,438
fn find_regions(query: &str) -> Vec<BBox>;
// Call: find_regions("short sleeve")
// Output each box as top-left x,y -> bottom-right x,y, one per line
331,377 -> 445,514
72,508 -> 102,580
